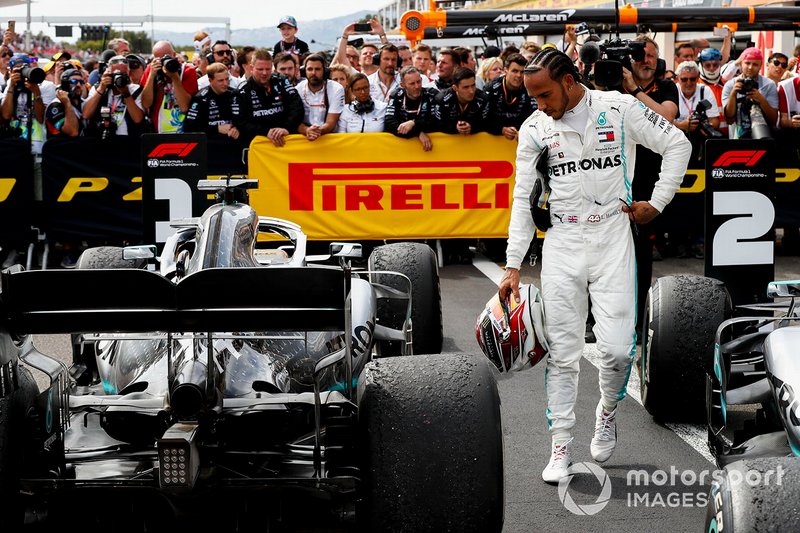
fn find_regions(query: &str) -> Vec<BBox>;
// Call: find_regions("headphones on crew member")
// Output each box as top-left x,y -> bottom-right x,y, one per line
353,99 -> 375,114
372,44 -> 400,68
300,53 -> 330,80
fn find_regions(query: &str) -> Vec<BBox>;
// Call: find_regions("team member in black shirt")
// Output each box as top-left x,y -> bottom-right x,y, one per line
231,49 -> 303,146
384,66 -> 437,151
184,63 -> 238,139
482,53 -> 537,139
432,67 -> 486,135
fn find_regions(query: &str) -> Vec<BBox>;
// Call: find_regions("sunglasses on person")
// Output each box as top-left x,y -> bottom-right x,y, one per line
65,78 -> 83,85
772,59 -> 788,68
214,50 -> 233,56
127,60 -> 142,69
680,76 -> 698,82
0,52 -> 11,58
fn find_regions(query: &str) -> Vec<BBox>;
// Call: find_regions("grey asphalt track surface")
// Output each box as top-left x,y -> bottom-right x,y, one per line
29,254 -> 800,532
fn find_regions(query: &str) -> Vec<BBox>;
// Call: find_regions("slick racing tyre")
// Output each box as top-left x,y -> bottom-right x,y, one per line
705,457 -> 800,532
358,354 -> 503,533
638,275 -> 731,422
76,246 -> 147,269
0,365 -> 39,531
368,242 -> 443,356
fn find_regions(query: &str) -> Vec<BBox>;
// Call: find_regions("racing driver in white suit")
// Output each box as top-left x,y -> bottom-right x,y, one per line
499,49 -> 691,483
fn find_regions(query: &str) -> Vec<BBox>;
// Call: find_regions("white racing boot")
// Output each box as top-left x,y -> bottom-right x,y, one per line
542,437 -> 573,484
590,402 -> 617,463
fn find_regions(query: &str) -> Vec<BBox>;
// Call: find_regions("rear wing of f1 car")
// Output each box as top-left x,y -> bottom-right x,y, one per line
0,266 -> 347,335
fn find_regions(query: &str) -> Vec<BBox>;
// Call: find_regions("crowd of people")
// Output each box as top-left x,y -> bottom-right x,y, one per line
0,15 -> 798,269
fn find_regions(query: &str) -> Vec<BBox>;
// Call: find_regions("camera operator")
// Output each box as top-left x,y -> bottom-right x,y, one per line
722,47 -> 778,139
140,40 -> 198,133
1,54 -> 48,152
231,48 -> 303,147
384,66 -> 437,151
674,62 -> 720,156
44,68 -> 85,137
83,56 -> 145,138
483,53 -> 537,140
183,63 -> 238,139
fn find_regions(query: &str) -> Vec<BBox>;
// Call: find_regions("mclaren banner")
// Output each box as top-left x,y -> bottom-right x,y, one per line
248,132 -> 518,240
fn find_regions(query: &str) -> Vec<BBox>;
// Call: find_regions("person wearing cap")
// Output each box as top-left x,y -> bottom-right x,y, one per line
125,53 -> 146,85
83,55 -> 145,137
45,68 -> 85,138
722,47 -> 779,139
1,53 -> 49,154
274,16 -> 309,58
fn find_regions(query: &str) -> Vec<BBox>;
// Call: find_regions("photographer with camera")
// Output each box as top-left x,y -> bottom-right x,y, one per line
1,53 -> 48,150
44,68 -> 85,137
722,47 -> 778,139
140,40 -> 198,133
83,55 -> 145,139
674,61 -> 721,154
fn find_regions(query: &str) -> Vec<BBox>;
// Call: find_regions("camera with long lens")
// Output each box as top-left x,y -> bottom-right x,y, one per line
690,100 -> 723,139
737,78 -> 772,139
98,106 -> 116,140
12,63 -> 45,85
592,38 -> 646,88
112,71 -> 130,88
161,55 -> 181,74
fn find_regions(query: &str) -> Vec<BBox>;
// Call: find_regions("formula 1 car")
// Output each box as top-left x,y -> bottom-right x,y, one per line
0,178 -> 504,532
636,274 -> 800,531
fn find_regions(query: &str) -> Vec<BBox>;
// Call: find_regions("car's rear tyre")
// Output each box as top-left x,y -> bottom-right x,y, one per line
638,275 -> 731,422
368,242 -> 443,356
705,457 -> 800,532
76,246 -> 146,270
74,246 -> 146,381
358,353 -> 503,533
0,365 -> 39,532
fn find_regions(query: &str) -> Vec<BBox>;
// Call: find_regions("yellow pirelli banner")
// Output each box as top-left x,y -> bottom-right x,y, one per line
248,132 -> 518,240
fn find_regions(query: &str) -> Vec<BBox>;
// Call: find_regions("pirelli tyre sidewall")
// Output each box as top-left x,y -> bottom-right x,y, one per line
368,242 -> 443,356
76,246 -> 147,270
638,275 -> 731,422
0,365 -> 39,531
705,457 -> 800,533
358,354 -> 503,533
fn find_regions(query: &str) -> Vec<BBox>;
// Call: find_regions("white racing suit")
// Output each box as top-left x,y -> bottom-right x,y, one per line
506,89 -> 691,438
